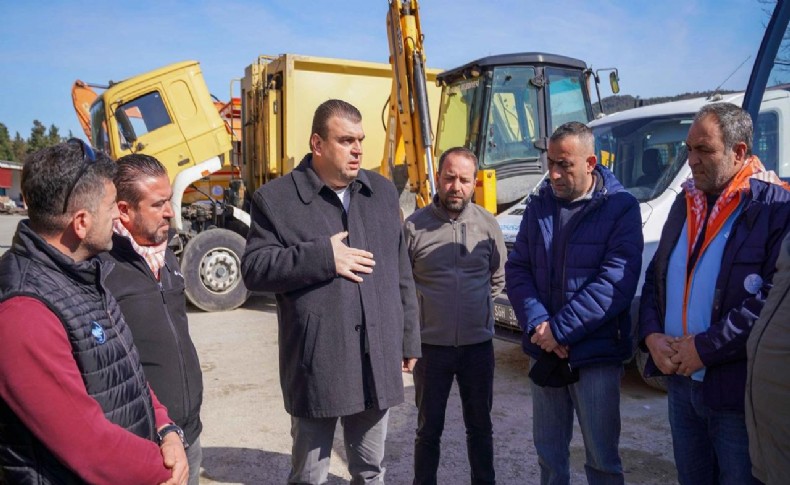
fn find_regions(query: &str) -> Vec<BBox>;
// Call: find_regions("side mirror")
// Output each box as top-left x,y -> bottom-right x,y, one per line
609,71 -> 620,94
114,107 -> 138,145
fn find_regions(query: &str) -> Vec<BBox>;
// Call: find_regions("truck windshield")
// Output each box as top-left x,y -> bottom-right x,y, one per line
90,100 -> 108,153
91,98 -> 109,152
593,115 -> 690,202
593,109 -> 782,203
481,66 -> 540,168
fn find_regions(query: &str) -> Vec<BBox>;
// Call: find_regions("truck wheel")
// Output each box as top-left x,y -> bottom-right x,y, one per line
636,348 -> 668,392
181,228 -> 249,312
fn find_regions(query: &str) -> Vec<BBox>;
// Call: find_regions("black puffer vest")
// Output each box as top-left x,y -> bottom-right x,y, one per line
0,221 -> 156,483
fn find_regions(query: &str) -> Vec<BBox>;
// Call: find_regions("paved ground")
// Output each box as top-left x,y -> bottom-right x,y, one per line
0,214 -> 677,484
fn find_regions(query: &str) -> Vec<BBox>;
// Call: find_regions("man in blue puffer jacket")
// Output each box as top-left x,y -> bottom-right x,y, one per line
506,122 -> 643,485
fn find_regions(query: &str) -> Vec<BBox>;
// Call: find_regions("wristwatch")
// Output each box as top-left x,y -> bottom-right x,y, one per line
157,423 -> 189,449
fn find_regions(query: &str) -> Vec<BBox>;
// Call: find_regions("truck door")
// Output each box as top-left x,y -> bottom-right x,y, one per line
108,86 -> 194,175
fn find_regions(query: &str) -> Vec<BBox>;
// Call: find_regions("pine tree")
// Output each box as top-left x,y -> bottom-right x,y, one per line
27,120 -> 48,154
12,133 -> 27,162
0,123 -> 13,161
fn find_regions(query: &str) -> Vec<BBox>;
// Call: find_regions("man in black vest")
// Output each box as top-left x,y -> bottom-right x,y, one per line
0,141 -> 188,484
100,154 -> 204,485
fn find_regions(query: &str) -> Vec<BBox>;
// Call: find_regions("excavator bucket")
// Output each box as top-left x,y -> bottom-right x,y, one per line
71,80 -> 98,142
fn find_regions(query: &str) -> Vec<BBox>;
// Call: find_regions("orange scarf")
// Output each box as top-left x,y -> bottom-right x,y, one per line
679,155 -> 764,333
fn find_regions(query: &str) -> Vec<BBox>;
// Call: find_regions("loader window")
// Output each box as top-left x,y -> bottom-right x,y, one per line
436,78 -> 484,158
481,66 -> 540,168
114,91 -> 172,145
547,68 -> 591,133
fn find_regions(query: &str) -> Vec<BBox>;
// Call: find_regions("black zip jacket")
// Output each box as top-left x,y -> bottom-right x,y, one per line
100,233 -> 204,444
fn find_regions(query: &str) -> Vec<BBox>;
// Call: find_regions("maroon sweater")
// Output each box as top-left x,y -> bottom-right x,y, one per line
0,296 -> 173,484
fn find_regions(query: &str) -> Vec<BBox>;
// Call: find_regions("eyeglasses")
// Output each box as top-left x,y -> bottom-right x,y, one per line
62,138 -> 97,214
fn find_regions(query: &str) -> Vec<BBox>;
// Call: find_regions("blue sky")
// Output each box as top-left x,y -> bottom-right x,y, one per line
0,0 -> 770,140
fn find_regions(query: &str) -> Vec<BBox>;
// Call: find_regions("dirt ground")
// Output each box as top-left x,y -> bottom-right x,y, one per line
0,214 -> 678,484
192,296 -> 677,485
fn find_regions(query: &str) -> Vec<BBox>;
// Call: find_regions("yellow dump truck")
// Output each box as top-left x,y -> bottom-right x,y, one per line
77,1 -> 614,312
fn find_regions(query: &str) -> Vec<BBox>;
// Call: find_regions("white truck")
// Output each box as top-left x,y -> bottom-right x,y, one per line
493,88 -> 790,389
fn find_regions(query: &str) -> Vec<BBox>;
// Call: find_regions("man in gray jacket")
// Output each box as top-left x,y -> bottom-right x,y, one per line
242,99 -> 421,484
404,147 -> 506,484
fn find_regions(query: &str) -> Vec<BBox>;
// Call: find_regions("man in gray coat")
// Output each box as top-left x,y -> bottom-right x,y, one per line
404,147 -> 506,484
746,231 -> 790,485
242,99 -> 421,484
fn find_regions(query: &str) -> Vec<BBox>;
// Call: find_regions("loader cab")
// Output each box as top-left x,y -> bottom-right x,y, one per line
434,53 -> 599,211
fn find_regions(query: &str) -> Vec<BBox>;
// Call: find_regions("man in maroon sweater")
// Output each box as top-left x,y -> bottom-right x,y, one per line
0,140 -> 188,484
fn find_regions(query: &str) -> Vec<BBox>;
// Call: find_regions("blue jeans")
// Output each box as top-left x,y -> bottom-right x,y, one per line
667,375 -> 760,485
413,341 -> 495,485
530,362 -> 624,485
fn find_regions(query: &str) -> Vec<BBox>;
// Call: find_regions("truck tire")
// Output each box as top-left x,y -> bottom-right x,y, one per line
181,228 -> 250,312
636,348 -> 668,392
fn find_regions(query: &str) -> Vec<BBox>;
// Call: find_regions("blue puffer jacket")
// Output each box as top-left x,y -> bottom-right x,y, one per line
505,165 -> 643,367
639,179 -> 790,412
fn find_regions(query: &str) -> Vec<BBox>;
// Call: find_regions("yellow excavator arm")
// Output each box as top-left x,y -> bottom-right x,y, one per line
382,0 -> 436,210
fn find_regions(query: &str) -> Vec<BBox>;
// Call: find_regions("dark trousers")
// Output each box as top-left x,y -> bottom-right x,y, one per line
413,340 -> 495,485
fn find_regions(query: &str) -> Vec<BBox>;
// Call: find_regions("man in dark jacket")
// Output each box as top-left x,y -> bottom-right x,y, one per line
100,154 -> 204,485
640,102 -> 790,485
0,141 -> 188,484
747,232 -> 790,485
404,147 -> 506,484
506,122 -> 643,485
241,99 -> 421,484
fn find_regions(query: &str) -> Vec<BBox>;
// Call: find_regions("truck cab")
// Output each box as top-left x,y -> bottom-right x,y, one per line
90,61 -> 234,225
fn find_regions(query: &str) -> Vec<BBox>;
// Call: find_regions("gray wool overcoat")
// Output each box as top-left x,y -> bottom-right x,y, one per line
241,154 -> 421,418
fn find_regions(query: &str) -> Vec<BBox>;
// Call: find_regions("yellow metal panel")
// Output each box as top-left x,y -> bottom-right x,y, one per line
475,169 -> 497,214
250,54 -> 440,185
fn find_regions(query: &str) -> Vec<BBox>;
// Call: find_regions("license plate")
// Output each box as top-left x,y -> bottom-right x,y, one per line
493,302 -> 519,330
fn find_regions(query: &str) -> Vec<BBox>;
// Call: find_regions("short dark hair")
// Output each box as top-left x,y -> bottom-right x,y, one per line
695,102 -> 753,156
437,147 -> 478,175
22,142 -> 116,235
115,153 -> 169,207
310,99 -> 362,146
550,121 -> 594,153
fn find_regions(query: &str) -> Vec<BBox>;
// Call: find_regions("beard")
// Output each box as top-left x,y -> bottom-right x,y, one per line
131,220 -> 170,246
440,193 -> 470,213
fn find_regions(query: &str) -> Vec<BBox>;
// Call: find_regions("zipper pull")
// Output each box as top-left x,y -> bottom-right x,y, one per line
461,223 -> 467,255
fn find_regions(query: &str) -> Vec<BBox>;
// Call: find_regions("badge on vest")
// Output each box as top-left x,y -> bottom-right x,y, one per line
744,273 -> 763,295
91,321 -> 107,344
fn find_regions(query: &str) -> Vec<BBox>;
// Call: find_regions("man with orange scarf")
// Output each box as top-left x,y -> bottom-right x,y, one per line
639,102 -> 790,485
